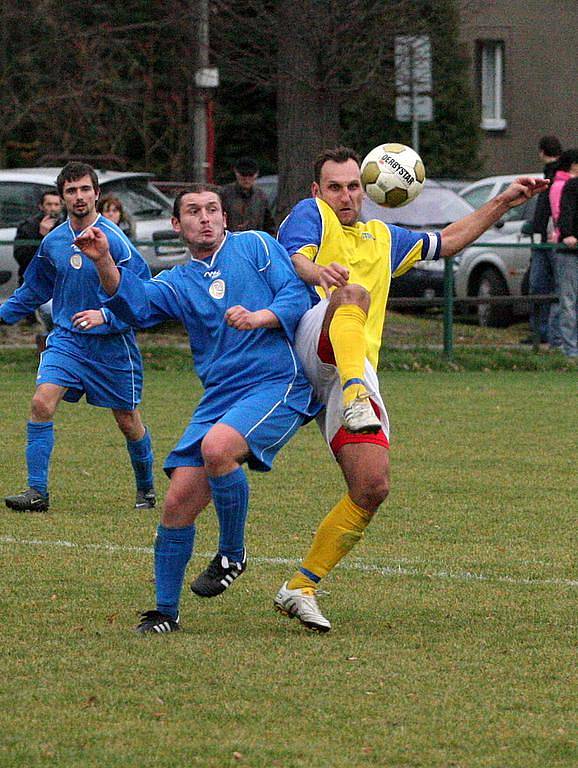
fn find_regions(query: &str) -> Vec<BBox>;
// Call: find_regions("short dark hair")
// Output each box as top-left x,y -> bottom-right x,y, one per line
40,189 -> 61,205
56,162 -> 99,196
314,146 -> 361,185
234,157 -> 259,175
538,135 -> 562,157
556,148 -> 578,172
172,184 -> 223,220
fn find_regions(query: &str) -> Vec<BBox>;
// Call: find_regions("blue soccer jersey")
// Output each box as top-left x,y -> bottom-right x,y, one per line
105,230 -> 319,424
0,215 -> 151,333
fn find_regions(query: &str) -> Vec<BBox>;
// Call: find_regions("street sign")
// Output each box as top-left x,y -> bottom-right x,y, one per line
395,95 -> 433,123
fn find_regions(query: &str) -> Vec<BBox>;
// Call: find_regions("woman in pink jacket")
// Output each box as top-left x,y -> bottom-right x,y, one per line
549,149 -> 578,358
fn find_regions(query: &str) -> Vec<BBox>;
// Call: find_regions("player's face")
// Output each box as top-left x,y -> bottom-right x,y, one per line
313,159 -> 363,226
172,191 -> 226,256
61,175 -> 99,222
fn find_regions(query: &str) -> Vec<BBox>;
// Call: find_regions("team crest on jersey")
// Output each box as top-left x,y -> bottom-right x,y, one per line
70,253 -> 83,269
209,278 -> 225,299
361,232 -> 375,240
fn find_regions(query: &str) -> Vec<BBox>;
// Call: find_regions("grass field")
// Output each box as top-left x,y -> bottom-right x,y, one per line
0,350 -> 576,767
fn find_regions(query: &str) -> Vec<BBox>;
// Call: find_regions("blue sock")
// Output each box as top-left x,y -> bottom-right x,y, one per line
26,421 -> 54,496
127,427 -> 154,492
154,523 -> 196,620
208,467 -> 249,562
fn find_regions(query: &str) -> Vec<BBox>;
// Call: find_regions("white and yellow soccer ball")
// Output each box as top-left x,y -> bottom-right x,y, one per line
360,143 -> 426,207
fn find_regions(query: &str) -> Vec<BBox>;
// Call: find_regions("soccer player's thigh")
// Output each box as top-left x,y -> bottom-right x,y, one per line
221,395 -> 305,471
163,466 -> 212,527
336,441 -> 390,514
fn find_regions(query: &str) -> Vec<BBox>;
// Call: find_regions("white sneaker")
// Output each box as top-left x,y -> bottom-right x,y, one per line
274,582 -> 331,633
341,393 -> 381,434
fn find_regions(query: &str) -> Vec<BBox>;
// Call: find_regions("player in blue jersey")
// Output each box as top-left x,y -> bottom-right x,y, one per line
74,184 -> 319,633
0,162 -> 156,513
273,147 -> 548,632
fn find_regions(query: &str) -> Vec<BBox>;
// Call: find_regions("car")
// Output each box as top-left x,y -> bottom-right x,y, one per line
361,180 -> 475,302
0,168 -> 187,301
459,173 -> 542,235
456,173 -> 543,326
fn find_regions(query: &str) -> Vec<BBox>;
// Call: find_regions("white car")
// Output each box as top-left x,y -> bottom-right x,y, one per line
455,173 -> 543,326
0,168 -> 187,301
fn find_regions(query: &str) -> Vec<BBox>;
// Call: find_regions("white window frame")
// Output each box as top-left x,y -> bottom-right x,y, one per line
480,40 -> 506,131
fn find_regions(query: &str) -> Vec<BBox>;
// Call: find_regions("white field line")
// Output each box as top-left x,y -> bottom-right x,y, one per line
1,535 -> 576,588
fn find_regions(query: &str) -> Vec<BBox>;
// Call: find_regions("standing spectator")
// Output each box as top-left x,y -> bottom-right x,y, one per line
525,135 -> 561,344
220,157 -> 275,235
0,162 -> 156,512
14,191 -> 63,285
550,149 -> 578,359
13,190 -> 63,351
97,194 -> 133,239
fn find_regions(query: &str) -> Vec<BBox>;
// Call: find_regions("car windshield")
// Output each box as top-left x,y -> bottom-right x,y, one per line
101,178 -> 172,219
361,186 -> 474,228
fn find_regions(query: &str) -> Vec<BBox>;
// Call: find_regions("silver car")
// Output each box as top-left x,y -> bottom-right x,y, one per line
456,173 -> 543,327
0,168 -> 187,300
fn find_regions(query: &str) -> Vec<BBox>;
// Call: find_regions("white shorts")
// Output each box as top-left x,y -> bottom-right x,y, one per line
294,299 -> 390,455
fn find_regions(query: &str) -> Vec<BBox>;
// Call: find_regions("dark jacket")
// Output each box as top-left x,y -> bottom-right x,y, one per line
557,176 -> 578,250
220,183 -> 275,236
531,159 -> 559,241
13,213 -> 63,283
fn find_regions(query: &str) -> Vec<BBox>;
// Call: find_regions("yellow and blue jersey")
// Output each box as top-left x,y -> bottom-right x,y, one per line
278,197 -> 441,367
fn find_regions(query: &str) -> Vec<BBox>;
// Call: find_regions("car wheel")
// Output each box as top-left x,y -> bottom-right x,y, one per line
475,268 -> 513,327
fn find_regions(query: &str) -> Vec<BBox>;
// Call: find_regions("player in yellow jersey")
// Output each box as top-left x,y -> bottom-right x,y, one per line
274,146 -> 548,631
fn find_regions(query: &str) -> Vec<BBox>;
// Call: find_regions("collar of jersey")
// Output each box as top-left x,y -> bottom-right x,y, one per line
188,230 -> 229,268
67,213 -> 101,238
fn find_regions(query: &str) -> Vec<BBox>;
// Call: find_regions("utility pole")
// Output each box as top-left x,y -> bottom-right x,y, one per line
192,0 -> 219,182
193,0 -> 209,182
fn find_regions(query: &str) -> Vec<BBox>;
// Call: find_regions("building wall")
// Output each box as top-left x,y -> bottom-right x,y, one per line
459,0 -> 578,175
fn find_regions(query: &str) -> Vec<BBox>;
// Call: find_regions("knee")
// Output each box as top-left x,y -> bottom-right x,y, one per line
350,474 -> 389,514
200,433 -> 235,475
115,411 -> 143,440
162,488 -> 197,527
334,283 -> 371,313
30,394 -> 55,422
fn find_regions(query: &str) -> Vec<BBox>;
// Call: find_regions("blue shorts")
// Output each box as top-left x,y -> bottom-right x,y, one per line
164,389 -> 307,474
36,328 -> 143,410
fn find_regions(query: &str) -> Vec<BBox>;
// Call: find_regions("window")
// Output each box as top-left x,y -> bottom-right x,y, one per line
479,40 -> 506,131
462,184 -> 495,210
0,182 -> 57,228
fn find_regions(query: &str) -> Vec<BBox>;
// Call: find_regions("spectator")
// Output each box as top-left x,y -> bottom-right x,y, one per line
550,149 -> 578,359
220,157 -> 275,235
97,194 -> 133,239
525,135 -> 561,344
13,191 -> 63,350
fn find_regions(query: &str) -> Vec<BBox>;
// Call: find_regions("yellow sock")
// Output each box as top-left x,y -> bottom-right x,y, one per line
328,304 -> 369,405
288,494 -> 373,591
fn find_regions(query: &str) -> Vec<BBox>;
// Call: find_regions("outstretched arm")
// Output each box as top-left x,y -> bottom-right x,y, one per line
74,227 -> 120,295
440,177 -> 549,258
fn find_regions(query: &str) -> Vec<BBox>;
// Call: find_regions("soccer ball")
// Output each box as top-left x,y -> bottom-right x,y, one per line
360,143 -> 426,208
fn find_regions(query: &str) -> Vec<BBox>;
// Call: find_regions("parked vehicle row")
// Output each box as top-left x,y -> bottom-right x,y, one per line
0,168 -> 187,301
1,169 -> 542,328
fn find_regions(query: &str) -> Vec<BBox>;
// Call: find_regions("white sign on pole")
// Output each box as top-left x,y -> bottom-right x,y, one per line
395,35 -> 433,124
